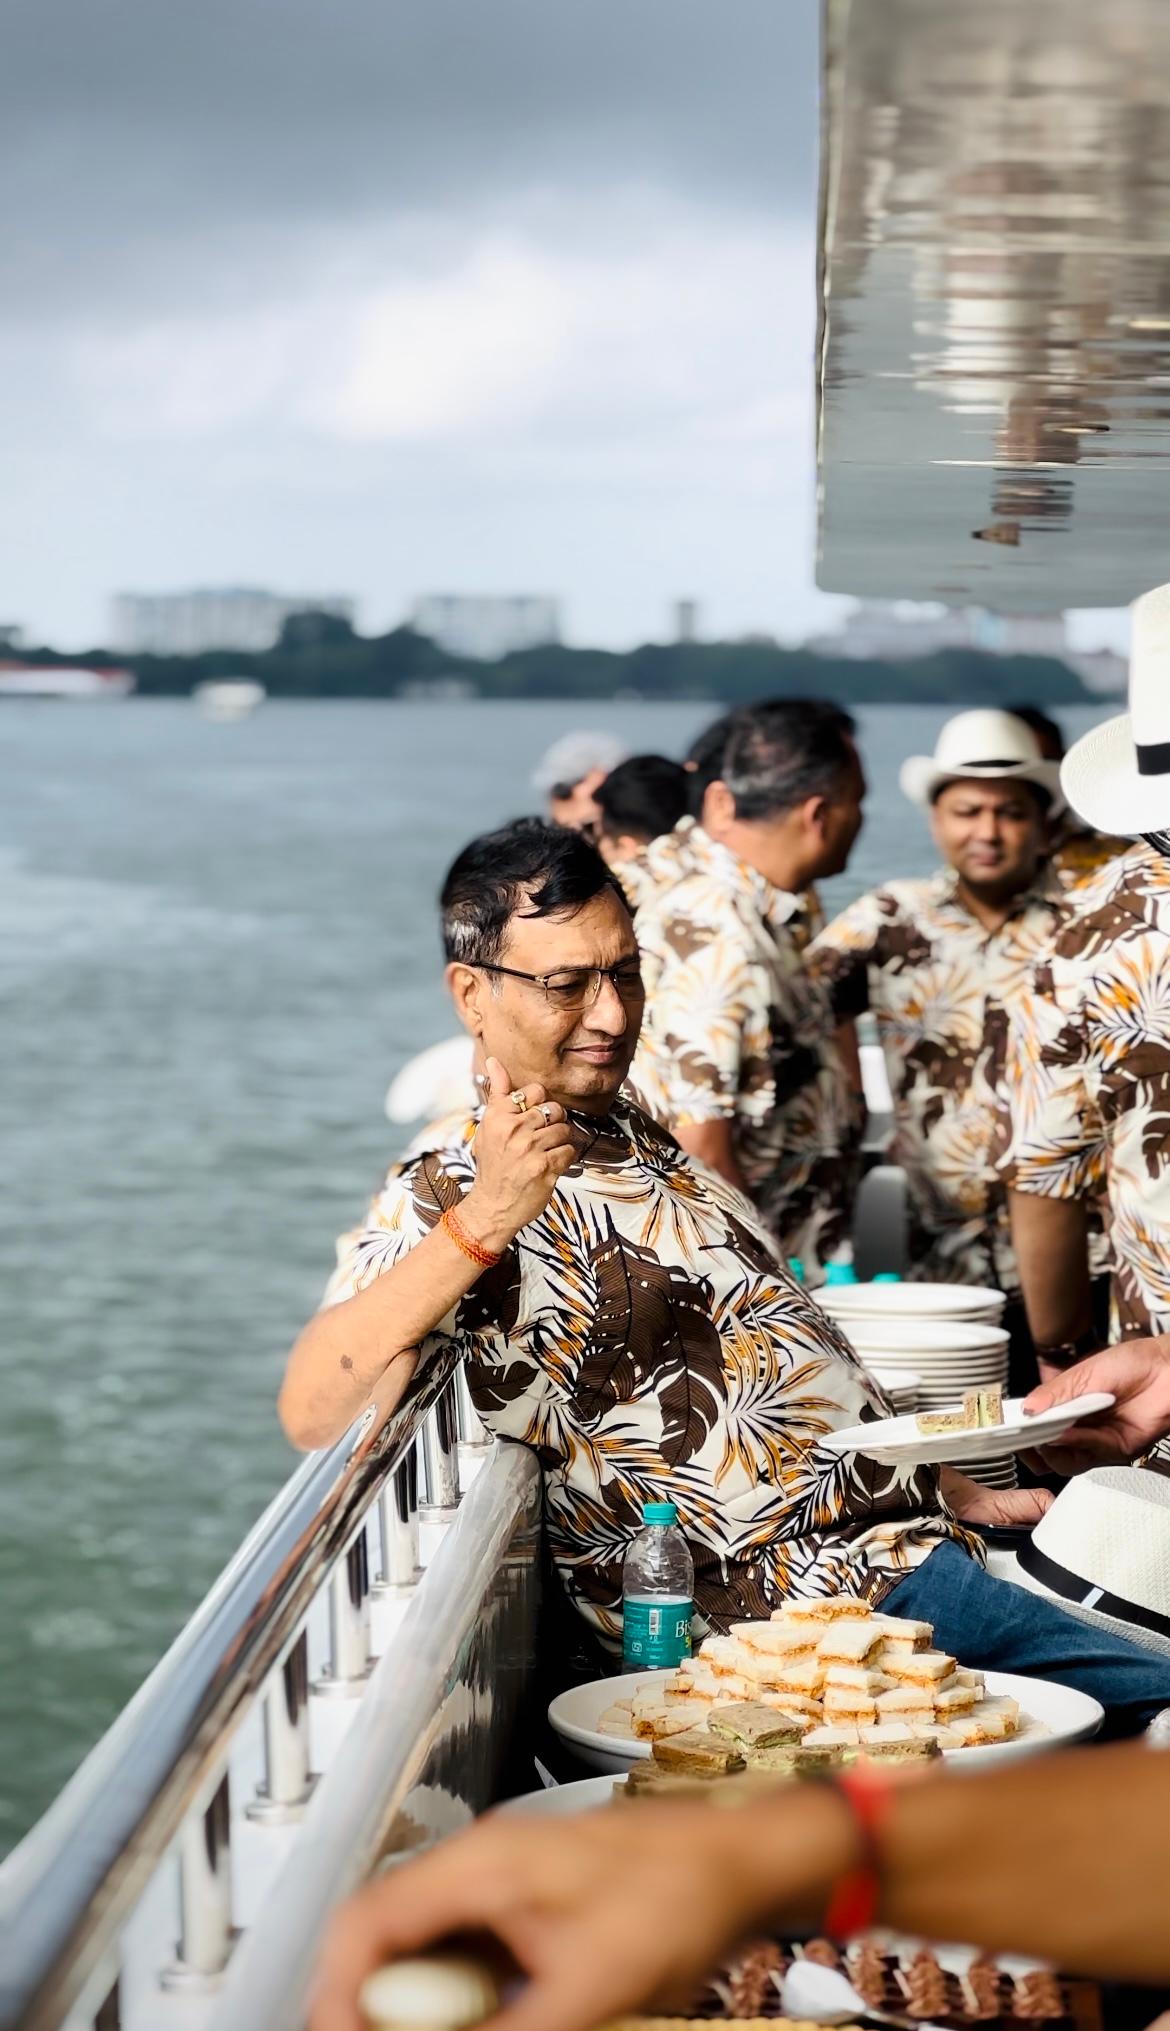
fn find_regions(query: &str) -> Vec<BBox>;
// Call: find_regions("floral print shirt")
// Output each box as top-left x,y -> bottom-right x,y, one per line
810,864 -> 1085,1294
626,819 -> 858,1273
1049,817 -> 1130,894
999,843 -> 1170,1340
324,1100 -> 965,1652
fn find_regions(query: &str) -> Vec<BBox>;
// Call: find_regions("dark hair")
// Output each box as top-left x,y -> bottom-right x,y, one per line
683,710 -> 743,815
440,818 -> 629,966
720,699 -> 860,823
1007,705 -> 1065,763
594,754 -> 689,845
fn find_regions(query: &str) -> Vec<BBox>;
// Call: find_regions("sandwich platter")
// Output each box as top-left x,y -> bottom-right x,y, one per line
549,1667 -> 1101,1776
823,1391 -> 1114,1469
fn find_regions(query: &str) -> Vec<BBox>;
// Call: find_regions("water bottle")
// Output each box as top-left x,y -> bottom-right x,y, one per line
621,1501 -> 694,1672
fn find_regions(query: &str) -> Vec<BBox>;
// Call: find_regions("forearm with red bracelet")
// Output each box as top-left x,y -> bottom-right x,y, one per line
821,1763 -> 894,1939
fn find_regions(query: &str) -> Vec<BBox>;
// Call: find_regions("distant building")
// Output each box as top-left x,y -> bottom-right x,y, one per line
673,599 -> 699,644
410,595 -> 561,662
110,588 -> 356,657
807,599 -> 1126,693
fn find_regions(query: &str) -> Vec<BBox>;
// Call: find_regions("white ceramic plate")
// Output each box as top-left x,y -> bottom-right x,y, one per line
823,1391 -> 1114,1467
814,1283 -> 1006,1321
499,1774 -> 618,1816
547,1669 -> 1102,1775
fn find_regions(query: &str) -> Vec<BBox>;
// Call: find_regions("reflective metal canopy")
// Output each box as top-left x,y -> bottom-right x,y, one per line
817,0 -> 1170,609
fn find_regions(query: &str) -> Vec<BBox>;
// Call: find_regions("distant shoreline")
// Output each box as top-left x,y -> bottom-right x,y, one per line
8,622 -> 1107,708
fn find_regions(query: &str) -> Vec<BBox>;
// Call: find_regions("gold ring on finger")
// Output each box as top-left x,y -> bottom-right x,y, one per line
509,1089 -> 528,1114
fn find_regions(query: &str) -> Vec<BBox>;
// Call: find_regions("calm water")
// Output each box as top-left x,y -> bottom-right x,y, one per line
0,695 -> 1114,1851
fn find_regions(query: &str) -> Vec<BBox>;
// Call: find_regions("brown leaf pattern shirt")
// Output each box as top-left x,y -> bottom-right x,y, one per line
1048,817 -> 1131,895
324,1100 -> 967,1652
999,843 -> 1170,1340
626,819 -> 858,1271
810,865 -> 1087,1294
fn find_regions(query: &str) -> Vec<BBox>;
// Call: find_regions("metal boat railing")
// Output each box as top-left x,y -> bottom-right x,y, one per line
210,1439 -> 541,2031
0,1358 -> 489,2031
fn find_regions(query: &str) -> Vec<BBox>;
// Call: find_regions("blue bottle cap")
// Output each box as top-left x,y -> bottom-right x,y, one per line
825,1262 -> 859,1285
643,1501 -> 679,1525
786,1257 -> 806,1284
872,1272 -> 902,1283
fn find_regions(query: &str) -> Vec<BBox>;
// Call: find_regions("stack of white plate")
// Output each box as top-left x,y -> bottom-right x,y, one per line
868,1366 -> 922,1416
829,1315 -> 1016,1491
814,1282 -> 1007,1330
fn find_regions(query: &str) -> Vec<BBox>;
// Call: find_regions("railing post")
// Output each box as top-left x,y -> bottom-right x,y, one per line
313,1527 -> 374,1696
455,1364 -> 491,1451
246,1630 -> 315,1822
160,1773 -> 235,1991
419,1382 -> 460,1520
372,1442 -> 421,1593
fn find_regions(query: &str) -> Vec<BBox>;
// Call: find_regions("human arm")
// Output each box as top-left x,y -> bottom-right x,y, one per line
278,1059 -> 578,1450
938,1466 -> 1052,1528
309,1745 -> 1170,2031
1023,1337 -> 1170,1471
806,895 -> 882,1024
1007,1189 -> 1094,1362
673,1117 -> 748,1194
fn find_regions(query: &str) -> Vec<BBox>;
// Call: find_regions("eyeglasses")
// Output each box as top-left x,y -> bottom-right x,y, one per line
477,959 -> 645,1011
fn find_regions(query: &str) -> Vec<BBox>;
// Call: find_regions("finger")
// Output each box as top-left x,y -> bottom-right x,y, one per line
531,1122 -> 577,1150
484,1056 -> 514,1102
1024,1353 -> 1107,1415
314,1844 -> 509,2002
527,1098 -> 566,1127
485,1961 -> 663,2031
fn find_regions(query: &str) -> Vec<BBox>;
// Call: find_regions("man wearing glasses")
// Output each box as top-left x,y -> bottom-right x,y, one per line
278,820 -> 1170,1734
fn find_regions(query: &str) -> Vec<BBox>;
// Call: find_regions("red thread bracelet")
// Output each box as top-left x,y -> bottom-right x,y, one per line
821,1763 -> 893,1940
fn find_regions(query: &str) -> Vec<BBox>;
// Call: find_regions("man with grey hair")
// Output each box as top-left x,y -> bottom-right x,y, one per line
629,699 -> 865,1274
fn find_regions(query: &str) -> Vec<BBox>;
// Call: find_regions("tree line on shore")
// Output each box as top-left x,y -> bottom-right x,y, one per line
17,610 -> 1099,704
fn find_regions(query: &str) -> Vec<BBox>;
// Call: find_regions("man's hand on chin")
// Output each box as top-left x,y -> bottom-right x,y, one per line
939,1466 -> 1054,1530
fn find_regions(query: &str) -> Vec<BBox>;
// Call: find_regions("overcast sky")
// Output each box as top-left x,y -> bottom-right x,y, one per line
1,1 -> 1125,654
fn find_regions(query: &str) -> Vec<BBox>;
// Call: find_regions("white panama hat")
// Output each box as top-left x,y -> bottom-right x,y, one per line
1062,583 -> 1170,838
531,731 -> 627,796
1003,1466 -> 1170,1660
899,708 -> 1066,815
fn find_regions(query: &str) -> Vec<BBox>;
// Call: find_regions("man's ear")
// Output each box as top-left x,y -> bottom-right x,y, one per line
445,961 -> 485,1038
702,779 -> 736,836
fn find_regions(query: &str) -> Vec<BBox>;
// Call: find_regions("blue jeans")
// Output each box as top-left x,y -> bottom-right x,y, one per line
885,1540 -> 1170,1740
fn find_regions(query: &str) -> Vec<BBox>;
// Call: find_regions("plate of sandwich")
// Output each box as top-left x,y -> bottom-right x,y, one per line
548,1597 -> 1102,1775
822,1387 -> 1114,1468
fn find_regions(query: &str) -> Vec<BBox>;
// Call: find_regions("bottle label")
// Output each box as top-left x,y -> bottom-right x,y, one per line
621,1595 -> 693,1670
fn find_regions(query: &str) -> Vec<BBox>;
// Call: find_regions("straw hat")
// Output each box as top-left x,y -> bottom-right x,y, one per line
899,710 -> 1065,814
1004,1466 -> 1170,1659
1062,583 -> 1170,838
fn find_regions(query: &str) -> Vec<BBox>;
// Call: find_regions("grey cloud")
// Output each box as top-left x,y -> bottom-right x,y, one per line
3,0 -> 818,311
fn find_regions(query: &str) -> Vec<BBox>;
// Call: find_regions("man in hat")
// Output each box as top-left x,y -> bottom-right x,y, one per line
1002,584 -> 1170,1369
629,699 -> 866,1273
809,710 -> 1107,1385
531,731 -> 627,831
